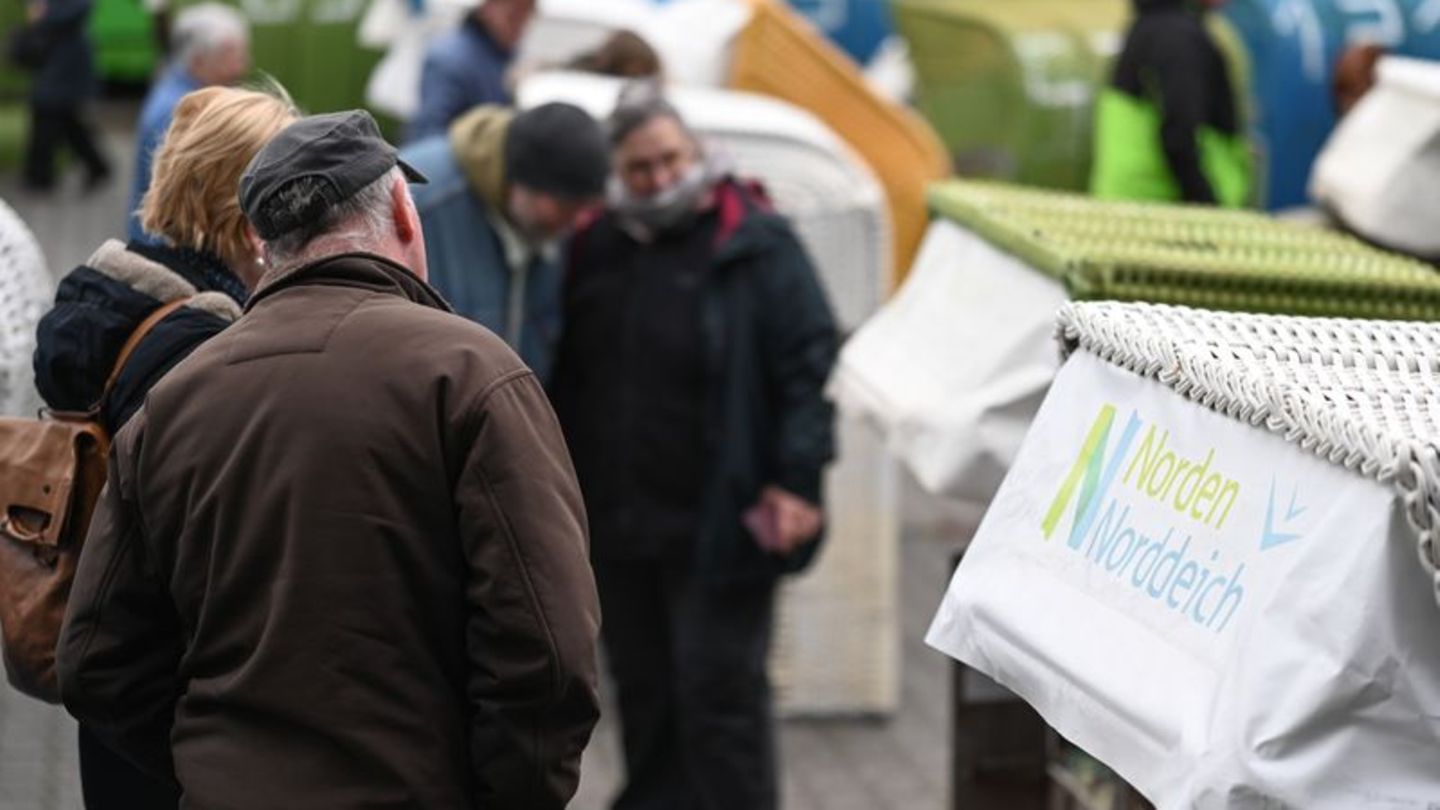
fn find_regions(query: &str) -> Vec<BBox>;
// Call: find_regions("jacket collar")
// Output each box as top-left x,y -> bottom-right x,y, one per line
127,240 -> 248,304
578,177 -> 778,268
246,252 -> 454,314
464,13 -> 513,59
711,177 -> 778,264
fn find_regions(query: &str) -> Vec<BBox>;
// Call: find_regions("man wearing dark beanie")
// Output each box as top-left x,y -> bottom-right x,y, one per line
400,101 -> 608,381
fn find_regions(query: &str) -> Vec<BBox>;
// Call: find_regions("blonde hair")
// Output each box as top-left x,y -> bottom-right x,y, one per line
139,85 -> 298,269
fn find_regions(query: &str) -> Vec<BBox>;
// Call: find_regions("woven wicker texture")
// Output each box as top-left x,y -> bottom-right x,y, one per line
932,180 -> 1440,320
1057,300 -> 1440,607
0,199 -> 50,418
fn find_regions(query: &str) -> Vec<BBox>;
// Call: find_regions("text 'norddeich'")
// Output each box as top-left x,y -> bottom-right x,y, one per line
1043,405 -> 1248,634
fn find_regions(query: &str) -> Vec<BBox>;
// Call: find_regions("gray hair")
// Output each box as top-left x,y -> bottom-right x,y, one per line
171,3 -> 249,67
260,167 -> 402,270
608,81 -> 693,148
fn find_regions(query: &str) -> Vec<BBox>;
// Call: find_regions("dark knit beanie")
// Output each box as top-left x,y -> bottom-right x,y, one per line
504,103 -> 609,199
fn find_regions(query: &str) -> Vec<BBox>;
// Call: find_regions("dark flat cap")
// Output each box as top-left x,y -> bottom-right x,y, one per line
240,110 -> 427,240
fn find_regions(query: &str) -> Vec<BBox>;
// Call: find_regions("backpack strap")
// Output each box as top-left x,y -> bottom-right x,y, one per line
96,299 -> 188,410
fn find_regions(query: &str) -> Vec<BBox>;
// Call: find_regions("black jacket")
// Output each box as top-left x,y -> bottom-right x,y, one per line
27,0 -> 98,109
552,179 -> 839,583
1112,0 -> 1239,203
34,240 -> 246,434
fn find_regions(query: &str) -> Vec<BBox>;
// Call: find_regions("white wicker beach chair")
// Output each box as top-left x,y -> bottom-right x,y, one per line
1057,300 -> 1440,602
522,0 -> 749,88
928,300 -> 1440,804
0,200 -> 51,419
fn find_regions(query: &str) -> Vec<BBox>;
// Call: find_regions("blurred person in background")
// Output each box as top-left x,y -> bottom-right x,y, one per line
406,0 -> 535,143
0,199 -> 53,418
549,86 -> 839,810
566,29 -> 663,79
18,0 -> 112,192
128,2 -> 251,241
34,86 -> 296,810
400,102 -> 607,381
1334,42 -> 1387,117
1090,0 -> 1251,207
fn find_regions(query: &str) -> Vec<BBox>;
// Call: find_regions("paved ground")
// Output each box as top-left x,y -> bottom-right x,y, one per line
0,528 -> 966,810
0,102 -> 976,809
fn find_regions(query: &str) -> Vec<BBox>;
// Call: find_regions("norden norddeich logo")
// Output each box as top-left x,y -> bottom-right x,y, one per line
1040,404 -> 1248,634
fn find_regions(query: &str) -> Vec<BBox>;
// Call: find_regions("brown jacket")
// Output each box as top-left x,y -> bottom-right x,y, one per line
56,254 -> 600,809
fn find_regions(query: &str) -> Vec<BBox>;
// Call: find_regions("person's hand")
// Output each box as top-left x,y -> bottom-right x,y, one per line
743,486 -> 823,556
26,2 -> 46,23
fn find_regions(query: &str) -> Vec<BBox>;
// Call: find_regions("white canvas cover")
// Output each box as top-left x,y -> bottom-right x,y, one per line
1310,55 -> 1440,258
364,0 -> 752,118
929,301 -> 1440,806
516,0 -> 654,70
829,219 -> 1066,503
359,0 -> 474,119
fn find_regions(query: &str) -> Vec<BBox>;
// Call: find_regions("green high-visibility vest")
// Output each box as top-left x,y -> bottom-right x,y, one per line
1090,88 -> 1253,208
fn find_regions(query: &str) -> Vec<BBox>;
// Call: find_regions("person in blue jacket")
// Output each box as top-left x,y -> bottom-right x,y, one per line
399,102 -> 608,382
405,0 -> 535,144
128,3 -> 250,241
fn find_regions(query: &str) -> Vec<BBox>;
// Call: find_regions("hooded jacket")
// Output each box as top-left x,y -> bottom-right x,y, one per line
1091,0 -> 1252,206
401,107 -> 563,382
56,253 -> 601,809
34,239 -> 245,434
551,179 -> 839,582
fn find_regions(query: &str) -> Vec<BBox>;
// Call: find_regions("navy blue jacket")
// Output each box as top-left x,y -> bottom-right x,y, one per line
552,180 -> 839,583
406,16 -> 512,144
28,0 -> 98,109
34,241 -> 246,435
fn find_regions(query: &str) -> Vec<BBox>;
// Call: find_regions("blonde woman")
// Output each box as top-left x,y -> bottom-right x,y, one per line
32,84 -> 296,810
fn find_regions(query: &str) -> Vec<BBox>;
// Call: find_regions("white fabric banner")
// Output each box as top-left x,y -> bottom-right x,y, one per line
929,351 -> 1440,807
829,220 -> 1066,503
1311,56 -> 1440,258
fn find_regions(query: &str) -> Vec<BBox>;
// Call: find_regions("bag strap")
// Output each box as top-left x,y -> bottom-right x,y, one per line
96,299 -> 188,409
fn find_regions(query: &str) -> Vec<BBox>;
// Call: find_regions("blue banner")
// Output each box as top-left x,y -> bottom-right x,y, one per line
1224,0 -> 1440,209
786,0 -> 895,64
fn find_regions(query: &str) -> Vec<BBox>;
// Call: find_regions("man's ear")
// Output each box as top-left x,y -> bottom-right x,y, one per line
391,177 -> 420,244
245,223 -> 266,262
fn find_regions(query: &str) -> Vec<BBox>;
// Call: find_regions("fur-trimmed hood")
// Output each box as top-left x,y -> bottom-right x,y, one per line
35,240 -> 247,432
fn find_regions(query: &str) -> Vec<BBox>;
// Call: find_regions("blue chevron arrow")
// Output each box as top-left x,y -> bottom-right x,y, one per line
1261,478 -> 1305,551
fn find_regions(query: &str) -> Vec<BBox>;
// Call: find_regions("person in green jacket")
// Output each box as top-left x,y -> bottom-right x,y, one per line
1091,0 -> 1251,207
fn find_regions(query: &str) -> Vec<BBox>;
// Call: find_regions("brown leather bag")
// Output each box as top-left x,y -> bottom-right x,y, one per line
0,300 -> 185,702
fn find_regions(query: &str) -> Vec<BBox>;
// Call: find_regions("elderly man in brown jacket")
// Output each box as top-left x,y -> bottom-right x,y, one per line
56,110 -> 601,809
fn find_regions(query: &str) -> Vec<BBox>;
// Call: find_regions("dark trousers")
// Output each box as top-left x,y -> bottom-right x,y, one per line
24,104 -> 109,189
595,558 -> 778,810
78,724 -> 180,809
